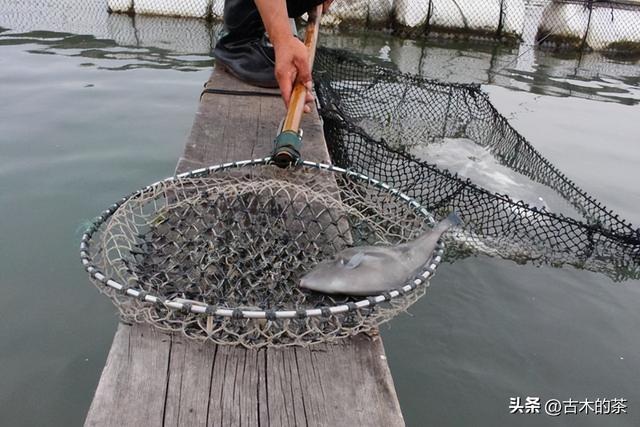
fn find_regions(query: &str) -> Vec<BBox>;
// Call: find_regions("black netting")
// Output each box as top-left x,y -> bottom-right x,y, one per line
107,0 -> 224,19
314,48 -> 640,281
321,0 -> 640,55
537,0 -> 640,56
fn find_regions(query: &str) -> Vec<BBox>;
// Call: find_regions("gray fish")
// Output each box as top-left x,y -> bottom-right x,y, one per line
299,212 -> 462,296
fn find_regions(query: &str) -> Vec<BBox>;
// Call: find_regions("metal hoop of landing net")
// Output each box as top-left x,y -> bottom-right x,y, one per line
80,158 -> 445,348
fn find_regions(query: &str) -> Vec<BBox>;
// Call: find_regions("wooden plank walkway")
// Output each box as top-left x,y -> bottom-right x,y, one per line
85,67 -> 405,427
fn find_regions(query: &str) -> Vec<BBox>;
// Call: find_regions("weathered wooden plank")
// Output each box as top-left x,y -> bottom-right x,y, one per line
176,70 -> 281,172
176,66 -> 328,173
220,346 -> 265,426
86,65 -> 405,427
163,336 -> 216,426
265,348 -> 307,426
85,324 -> 171,427
285,335 -> 406,427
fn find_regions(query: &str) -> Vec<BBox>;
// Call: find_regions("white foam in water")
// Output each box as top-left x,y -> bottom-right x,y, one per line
412,138 -> 577,217
134,0 -> 210,18
107,0 -> 132,13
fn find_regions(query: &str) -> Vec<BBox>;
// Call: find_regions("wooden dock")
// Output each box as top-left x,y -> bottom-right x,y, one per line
85,68 -> 405,427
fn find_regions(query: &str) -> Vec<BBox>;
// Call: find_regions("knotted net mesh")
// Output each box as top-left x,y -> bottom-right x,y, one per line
84,163 -> 437,348
314,48 -> 640,281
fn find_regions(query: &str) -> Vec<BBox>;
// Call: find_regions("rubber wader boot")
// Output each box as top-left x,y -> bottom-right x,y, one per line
212,0 -> 278,88
213,0 -> 325,88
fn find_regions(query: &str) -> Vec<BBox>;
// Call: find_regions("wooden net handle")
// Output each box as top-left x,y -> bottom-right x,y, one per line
281,5 -> 323,133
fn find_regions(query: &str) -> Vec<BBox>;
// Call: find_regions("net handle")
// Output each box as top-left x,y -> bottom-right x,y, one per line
281,4 -> 323,133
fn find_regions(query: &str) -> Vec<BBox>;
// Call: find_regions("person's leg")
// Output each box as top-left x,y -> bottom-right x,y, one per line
212,0 -> 276,87
286,0 -> 325,18
213,0 -> 325,88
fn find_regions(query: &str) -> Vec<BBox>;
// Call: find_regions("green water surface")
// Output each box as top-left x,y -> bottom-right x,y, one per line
1,6 -> 639,427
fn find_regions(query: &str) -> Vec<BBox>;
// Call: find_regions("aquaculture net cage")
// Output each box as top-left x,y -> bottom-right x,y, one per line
536,0 -> 640,55
313,47 -> 640,280
81,160 -> 443,348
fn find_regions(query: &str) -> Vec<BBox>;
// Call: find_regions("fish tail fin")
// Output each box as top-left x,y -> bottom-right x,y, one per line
445,211 -> 463,227
431,211 -> 463,235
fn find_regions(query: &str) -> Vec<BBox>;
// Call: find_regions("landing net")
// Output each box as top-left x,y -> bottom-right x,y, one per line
81,160 -> 442,348
314,48 -> 640,281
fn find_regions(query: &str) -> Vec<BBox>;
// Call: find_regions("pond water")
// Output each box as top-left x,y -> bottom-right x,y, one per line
1,4 -> 639,427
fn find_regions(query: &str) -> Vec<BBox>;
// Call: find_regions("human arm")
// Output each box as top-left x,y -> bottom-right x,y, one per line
254,0 -> 326,112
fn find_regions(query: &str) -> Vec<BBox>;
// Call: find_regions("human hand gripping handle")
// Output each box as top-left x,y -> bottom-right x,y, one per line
271,4 -> 323,167
274,1 -> 331,110
254,0 -> 325,112
274,37 -> 314,113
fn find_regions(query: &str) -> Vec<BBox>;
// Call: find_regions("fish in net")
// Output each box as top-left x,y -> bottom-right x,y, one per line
81,47 -> 639,349
313,47 -> 640,281
81,161 -> 444,348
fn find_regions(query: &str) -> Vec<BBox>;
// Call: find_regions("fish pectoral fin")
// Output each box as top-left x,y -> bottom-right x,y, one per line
345,252 -> 366,269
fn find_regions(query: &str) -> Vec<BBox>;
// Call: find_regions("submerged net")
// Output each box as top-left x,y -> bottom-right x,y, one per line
82,161 -> 441,348
314,48 -> 640,281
